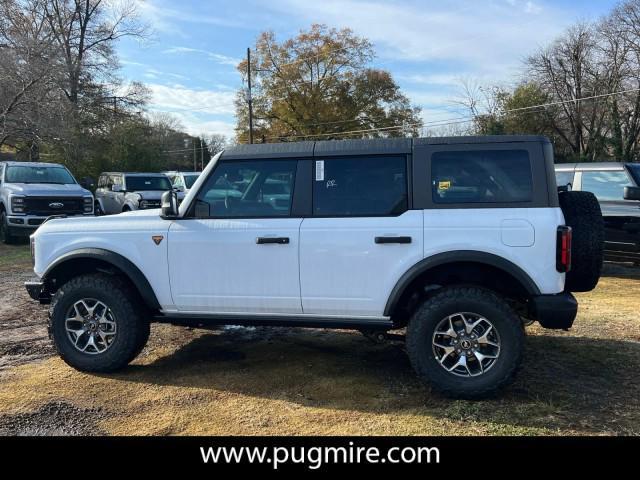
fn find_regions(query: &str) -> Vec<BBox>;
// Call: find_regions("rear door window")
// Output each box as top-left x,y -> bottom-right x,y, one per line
312,156 -> 408,216
431,150 -> 533,204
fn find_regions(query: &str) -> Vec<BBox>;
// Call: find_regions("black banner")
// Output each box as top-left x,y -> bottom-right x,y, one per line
0,436 -> 636,472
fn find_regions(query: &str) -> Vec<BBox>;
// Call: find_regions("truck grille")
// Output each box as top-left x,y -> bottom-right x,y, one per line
24,197 -> 85,216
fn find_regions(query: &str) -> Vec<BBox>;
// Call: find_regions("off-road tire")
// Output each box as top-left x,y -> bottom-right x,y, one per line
49,273 -> 150,372
0,210 -> 18,245
559,191 -> 604,292
406,287 -> 524,399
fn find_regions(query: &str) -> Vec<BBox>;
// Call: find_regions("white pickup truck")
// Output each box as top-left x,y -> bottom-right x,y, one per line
25,136 -> 603,398
0,161 -> 94,244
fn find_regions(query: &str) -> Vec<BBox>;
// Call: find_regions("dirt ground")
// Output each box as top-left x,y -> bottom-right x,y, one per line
0,242 -> 639,436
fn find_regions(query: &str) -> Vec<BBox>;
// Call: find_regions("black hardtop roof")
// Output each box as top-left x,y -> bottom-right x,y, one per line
221,135 -> 551,160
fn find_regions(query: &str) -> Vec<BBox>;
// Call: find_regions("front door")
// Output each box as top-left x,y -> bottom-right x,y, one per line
167,158 -> 302,314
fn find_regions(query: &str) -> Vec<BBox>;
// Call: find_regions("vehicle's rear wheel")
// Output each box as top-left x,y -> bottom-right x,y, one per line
49,273 -> 150,372
406,287 -> 524,399
559,190 -> 604,292
0,210 -> 17,245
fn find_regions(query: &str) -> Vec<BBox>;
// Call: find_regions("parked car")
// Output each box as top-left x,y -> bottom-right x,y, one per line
163,171 -> 201,194
26,136 -> 604,399
94,172 -> 176,215
555,162 -> 640,265
0,161 -> 93,244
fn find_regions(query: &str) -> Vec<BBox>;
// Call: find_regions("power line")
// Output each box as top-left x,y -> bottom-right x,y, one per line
264,87 -> 640,141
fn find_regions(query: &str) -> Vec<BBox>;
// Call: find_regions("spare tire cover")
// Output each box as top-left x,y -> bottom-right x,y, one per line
559,190 -> 604,292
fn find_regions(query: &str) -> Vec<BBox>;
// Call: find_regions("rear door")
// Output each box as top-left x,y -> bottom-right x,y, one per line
299,155 -> 423,317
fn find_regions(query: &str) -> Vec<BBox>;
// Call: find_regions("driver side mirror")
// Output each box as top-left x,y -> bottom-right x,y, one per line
80,177 -> 95,190
624,186 -> 640,201
161,190 -> 179,218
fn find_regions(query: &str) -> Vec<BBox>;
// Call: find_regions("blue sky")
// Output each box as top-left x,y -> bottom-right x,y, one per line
118,0 -> 618,139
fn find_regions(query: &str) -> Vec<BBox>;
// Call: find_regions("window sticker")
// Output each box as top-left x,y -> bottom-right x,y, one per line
315,160 -> 325,181
438,180 -> 451,190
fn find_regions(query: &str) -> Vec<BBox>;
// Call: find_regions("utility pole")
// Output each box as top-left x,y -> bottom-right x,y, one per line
247,47 -> 254,144
192,138 -> 197,172
200,137 -> 204,171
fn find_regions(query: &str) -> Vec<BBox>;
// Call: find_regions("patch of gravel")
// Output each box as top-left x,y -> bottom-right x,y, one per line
0,401 -> 111,436
0,268 -> 53,373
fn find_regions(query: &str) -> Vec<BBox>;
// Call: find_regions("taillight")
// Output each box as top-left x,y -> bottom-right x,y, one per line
556,226 -> 572,272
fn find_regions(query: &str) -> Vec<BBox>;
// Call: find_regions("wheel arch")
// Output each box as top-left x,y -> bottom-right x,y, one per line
42,248 -> 161,311
385,250 -> 541,319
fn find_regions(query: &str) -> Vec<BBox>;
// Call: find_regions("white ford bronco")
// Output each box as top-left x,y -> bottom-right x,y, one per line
25,136 -> 604,398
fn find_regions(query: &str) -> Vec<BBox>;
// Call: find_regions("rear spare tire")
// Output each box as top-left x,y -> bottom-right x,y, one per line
559,190 -> 604,292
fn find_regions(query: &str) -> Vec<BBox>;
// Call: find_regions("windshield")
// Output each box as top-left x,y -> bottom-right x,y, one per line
628,164 -> 640,185
184,174 -> 200,189
125,176 -> 172,191
5,165 -> 76,184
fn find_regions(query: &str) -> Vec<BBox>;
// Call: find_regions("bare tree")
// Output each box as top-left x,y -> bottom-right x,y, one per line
0,0 -> 61,153
526,23 -> 612,160
205,133 -> 229,155
602,0 -> 640,161
44,0 -> 146,105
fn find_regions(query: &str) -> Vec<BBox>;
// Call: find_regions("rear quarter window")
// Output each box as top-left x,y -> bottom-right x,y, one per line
431,150 -> 533,204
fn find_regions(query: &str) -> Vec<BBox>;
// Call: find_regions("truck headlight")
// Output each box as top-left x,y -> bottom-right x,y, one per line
83,196 -> 93,213
10,196 -> 25,214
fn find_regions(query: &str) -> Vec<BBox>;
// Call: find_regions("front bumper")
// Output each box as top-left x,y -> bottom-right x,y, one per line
530,292 -> 578,330
8,213 -> 93,235
25,280 -> 51,304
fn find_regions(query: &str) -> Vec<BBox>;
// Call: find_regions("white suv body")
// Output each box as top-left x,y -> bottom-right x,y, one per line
94,172 -> 176,214
26,136 -> 601,398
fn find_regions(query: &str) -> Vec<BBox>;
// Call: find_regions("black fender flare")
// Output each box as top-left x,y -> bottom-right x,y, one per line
42,248 -> 161,310
384,250 -> 541,316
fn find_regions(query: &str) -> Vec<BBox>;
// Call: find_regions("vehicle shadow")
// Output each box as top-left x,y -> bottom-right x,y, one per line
116,326 -> 640,435
601,261 -> 640,281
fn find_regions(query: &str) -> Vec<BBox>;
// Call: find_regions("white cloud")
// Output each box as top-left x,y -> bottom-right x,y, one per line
161,111 -> 237,138
134,0 -> 250,37
163,46 -> 241,67
265,0 -> 570,74
147,83 -> 236,115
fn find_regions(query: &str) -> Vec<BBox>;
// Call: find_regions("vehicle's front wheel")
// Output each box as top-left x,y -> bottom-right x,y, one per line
49,274 -> 150,372
406,287 -> 524,399
0,210 -> 17,245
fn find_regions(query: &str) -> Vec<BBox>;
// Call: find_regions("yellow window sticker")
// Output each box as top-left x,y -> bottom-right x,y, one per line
438,180 -> 451,190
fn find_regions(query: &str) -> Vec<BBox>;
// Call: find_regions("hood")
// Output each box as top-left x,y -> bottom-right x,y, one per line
34,207 -> 166,236
4,183 -> 91,197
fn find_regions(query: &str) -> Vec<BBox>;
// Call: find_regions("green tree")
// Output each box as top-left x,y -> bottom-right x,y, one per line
235,24 -> 422,143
